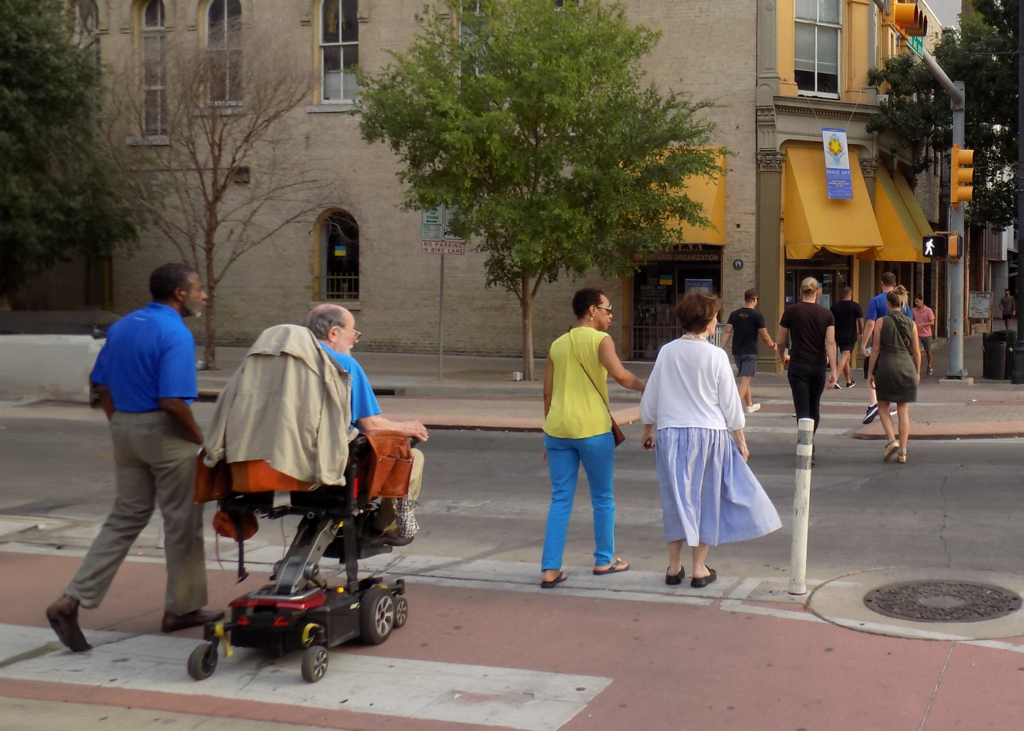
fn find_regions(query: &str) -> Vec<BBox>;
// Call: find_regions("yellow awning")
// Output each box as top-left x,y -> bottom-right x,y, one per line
783,146 -> 883,260
894,171 -> 935,239
666,154 -> 726,245
858,166 -> 930,263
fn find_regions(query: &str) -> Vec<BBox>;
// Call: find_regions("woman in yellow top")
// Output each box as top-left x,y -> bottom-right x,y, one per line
540,288 -> 646,588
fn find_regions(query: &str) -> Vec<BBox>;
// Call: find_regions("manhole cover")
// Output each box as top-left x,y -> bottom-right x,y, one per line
864,580 -> 1023,623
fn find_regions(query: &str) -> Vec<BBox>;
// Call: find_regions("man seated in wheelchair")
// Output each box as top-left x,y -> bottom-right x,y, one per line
201,315 -> 426,548
305,304 -> 428,545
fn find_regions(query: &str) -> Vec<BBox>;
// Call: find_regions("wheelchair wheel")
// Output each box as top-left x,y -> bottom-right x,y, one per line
394,596 -> 409,629
359,587 -> 395,645
187,642 -> 218,681
301,645 -> 329,683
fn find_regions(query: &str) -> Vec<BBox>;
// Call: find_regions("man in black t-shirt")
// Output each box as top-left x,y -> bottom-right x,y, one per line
778,277 -> 838,438
829,286 -> 864,389
721,289 -> 777,414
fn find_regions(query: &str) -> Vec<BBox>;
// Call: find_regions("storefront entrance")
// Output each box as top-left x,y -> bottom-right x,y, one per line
631,245 -> 722,359
784,250 -> 852,310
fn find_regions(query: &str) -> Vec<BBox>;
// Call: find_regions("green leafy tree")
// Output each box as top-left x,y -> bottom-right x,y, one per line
358,0 -> 719,378
0,0 -> 138,306
868,1 -> 1017,229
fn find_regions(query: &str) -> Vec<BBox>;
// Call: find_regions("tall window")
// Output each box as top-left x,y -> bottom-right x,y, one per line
76,0 -> 101,63
321,211 -> 360,300
794,0 -> 840,96
207,0 -> 242,103
142,0 -> 168,135
321,0 -> 358,103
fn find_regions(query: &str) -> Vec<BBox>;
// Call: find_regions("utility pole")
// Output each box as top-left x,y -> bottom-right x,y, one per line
871,0 -> 968,376
948,81 -> 967,378
1014,2 -> 1024,384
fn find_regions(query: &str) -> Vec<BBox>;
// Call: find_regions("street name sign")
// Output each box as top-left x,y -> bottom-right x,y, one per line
907,35 -> 923,58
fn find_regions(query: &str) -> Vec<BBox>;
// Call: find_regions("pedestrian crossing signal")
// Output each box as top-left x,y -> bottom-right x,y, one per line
922,233 -> 959,261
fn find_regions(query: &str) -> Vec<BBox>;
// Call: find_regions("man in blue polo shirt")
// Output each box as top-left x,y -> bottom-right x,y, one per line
306,304 -> 428,545
46,263 -> 223,652
859,272 -> 912,424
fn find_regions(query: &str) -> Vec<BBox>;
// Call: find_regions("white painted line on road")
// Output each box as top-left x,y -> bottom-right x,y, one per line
727,577 -> 764,601
720,599 -> 824,623
745,426 -> 850,435
758,400 -> 965,407
751,413 -> 873,422
403,575 -> 714,606
359,554 -> 731,600
0,624 -> 132,665
0,626 -> 610,731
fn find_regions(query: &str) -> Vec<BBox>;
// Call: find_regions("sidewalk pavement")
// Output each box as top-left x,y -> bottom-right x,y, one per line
3,548 -> 1024,730
196,332 -> 1024,437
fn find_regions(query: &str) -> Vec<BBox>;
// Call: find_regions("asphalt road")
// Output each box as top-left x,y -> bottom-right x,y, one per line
3,401 -> 1024,581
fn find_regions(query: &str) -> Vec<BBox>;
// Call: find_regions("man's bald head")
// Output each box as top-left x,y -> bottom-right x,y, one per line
305,304 -> 353,341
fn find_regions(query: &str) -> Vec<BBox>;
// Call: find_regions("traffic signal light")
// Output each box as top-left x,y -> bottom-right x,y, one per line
893,3 -> 928,36
922,233 -> 960,261
950,144 -> 974,207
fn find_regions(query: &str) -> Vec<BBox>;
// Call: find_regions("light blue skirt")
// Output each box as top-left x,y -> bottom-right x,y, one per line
656,427 -> 782,546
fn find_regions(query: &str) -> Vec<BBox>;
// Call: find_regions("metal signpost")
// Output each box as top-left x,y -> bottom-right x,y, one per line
421,205 -> 465,380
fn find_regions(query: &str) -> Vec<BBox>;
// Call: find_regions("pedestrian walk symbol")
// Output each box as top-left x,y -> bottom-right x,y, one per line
922,234 -> 957,261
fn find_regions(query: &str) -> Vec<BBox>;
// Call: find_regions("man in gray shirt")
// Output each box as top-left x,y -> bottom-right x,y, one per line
999,289 -> 1016,330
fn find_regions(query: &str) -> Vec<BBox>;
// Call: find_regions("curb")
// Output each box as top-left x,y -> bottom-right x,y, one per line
853,420 -> 1024,440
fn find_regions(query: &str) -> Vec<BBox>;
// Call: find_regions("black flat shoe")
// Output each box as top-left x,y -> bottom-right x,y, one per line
541,571 -> 569,589
690,568 -> 717,589
665,567 -> 685,586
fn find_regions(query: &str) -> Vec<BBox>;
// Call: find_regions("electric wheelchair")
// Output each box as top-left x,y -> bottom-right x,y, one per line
186,434 -> 412,683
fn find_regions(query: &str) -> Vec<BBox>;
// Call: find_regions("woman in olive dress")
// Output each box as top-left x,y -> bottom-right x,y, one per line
867,286 -> 921,464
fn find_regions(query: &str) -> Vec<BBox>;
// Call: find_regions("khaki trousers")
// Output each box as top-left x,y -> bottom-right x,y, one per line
65,411 -> 208,616
374,447 -> 424,532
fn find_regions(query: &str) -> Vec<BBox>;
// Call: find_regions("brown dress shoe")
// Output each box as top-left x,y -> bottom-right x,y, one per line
46,596 -> 91,652
161,608 -> 225,633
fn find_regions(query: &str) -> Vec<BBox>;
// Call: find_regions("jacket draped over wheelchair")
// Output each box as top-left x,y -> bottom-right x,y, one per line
202,324 -> 356,487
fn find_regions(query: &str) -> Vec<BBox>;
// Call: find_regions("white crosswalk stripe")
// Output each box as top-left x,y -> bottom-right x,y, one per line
0,624 -> 609,731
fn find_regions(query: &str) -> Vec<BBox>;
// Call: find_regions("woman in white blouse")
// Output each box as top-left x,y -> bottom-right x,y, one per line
640,291 -> 781,588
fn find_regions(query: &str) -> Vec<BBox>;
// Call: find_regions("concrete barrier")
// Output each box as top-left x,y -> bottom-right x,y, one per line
0,335 -> 103,403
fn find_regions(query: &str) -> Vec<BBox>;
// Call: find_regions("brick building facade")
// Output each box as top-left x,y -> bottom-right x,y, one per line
69,0 -> 943,362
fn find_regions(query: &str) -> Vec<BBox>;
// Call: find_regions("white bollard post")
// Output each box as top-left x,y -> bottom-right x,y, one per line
789,418 -> 814,595
156,524 -> 165,550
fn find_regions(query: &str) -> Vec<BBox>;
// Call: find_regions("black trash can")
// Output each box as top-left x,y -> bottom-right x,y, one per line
983,332 -> 1008,380
1005,331 -> 1018,380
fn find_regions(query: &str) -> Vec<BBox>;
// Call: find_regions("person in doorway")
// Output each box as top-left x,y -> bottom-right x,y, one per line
829,286 -> 864,389
911,294 -> 936,376
777,278 -> 838,448
867,286 -> 921,464
540,288 -> 646,588
46,263 -> 222,653
859,272 -> 912,424
721,289 -> 777,414
641,290 -> 781,589
999,289 -> 1016,330
306,304 -> 428,543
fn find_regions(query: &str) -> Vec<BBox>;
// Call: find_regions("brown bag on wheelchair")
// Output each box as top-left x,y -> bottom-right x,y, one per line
360,430 -> 414,500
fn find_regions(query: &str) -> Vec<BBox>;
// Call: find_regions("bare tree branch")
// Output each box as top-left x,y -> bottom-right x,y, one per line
101,26 -> 337,368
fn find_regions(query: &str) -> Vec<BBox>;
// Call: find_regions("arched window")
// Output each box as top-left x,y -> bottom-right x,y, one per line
320,0 -> 358,103
207,0 -> 242,103
142,0 -> 167,135
321,211 -> 360,300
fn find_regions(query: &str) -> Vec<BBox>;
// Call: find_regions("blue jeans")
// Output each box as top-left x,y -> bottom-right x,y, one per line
541,432 -> 616,570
